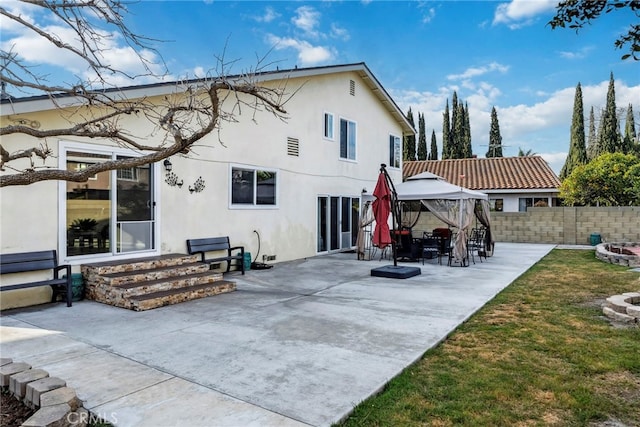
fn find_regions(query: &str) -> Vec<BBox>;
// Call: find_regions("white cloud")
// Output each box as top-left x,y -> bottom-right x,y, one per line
259,6 -> 339,67
539,152 -> 568,175
2,26 -> 87,73
192,67 -> 207,78
493,0 -> 557,29
421,7 -> 436,24
558,46 -> 595,60
0,1 -> 40,34
253,6 -> 280,23
1,6 -> 167,88
447,62 -> 509,81
266,35 -> 333,66
330,24 -> 350,41
292,6 -> 321,38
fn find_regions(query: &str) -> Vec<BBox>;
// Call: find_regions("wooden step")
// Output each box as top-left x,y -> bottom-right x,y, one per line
128,280 -> 237,311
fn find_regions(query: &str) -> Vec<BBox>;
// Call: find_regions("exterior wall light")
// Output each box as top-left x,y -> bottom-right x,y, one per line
189,176 -> 206,193
163,158 -> 183,187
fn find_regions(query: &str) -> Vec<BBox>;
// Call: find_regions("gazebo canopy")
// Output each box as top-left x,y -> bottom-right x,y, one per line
391,171 -> 492,265
395,172 -> 488,201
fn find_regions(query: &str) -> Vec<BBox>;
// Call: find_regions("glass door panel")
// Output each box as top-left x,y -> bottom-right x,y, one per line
341,197 -> 351,249
330,197 -> 339,250
351,198 -> 360,246
317,197 -> 328,252
116,157 -> 154,253
66,152 -> 112,256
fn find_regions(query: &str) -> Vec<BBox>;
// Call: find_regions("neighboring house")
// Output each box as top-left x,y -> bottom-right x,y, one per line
403,157 -> 561,212
0,62 -> 414,309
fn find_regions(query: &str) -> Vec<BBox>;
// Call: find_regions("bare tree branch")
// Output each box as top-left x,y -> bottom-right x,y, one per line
0,0 -> 291,187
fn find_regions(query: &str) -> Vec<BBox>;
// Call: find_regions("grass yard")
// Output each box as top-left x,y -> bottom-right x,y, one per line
337,249 -> 640,426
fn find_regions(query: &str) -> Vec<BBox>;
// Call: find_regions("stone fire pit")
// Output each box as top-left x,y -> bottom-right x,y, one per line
597,242 -> 640,324
595,242 -> 640,267
603,292 -> 640,324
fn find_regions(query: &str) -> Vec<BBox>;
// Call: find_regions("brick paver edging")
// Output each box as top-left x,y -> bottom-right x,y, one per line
0,357 -> 89,427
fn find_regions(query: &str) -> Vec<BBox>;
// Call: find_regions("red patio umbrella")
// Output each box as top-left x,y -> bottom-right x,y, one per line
372,172 -> 392,249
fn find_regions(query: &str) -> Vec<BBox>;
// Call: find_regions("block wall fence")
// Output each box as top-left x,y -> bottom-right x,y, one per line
411,206 -> 640,245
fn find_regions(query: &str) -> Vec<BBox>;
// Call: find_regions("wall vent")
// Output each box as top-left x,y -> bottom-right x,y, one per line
287,137 -> 299,156
349,79 -> 355,96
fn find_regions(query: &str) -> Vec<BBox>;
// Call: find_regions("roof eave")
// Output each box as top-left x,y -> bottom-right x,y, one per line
1,63 -> 416,136
482,188 -> 560,194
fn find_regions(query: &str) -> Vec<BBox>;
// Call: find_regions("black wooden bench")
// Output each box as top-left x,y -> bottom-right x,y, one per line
0,250 -> 73,307
186,237 -> 245,275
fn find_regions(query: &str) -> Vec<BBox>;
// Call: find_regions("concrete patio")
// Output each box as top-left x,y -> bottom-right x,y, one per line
0,242 -> 556,426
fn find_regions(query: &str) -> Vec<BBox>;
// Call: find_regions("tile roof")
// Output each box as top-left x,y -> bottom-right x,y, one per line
402,156 -> 561,190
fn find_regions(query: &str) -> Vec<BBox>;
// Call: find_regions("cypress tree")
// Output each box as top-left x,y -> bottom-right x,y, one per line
453,99 -> 466,158
462,102 -> 473,158
442,100 -> 450,160
486,106 -> 503,157
598,72 -> 620,153
450,92 -> 460,158
560,83 -> 587,180
622,104 -> 637,154
586,106 -> 599,160
594,107 -> 607,158
417,113 -> 428,160
403,107 -> 416,161
430,130 -> 438,160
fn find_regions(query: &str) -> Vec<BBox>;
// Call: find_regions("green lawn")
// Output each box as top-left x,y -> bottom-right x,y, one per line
337,249 -> 640,426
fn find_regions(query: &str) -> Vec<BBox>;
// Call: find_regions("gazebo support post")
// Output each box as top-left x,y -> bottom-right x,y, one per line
370,164 -> 421,279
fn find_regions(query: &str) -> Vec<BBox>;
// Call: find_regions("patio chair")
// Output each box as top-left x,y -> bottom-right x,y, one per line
447,231 -> 474,267
421,232 -> 441,265
433,228 -> 455,266
468,227 -> 487,264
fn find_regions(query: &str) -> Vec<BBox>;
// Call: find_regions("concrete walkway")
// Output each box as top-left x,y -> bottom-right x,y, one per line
1,243 -> 556,427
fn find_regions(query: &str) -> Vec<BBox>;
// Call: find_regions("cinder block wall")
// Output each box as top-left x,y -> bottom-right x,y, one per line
411,206 -> 640,245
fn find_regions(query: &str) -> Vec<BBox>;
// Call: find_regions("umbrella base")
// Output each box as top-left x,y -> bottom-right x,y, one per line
370,265 -> 421,279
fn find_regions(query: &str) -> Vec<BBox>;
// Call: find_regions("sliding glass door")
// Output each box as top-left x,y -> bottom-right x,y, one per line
116,155 -> 154,253
317,195 -> 359,253
64,148 -> 156,258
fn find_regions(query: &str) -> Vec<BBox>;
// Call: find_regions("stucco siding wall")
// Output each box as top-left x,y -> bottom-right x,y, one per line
158,71 -> 404,262
1,69 -> 405,310
0,180 -> 60,308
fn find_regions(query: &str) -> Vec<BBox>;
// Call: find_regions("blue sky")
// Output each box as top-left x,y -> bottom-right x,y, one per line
2,1 -> 639,174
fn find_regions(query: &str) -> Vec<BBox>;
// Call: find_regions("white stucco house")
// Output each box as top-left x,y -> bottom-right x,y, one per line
1,62 -> 414,309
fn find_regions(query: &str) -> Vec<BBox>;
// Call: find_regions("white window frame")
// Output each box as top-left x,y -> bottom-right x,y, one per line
389,134 -> 401,169
518,197 -> 549,212
323,112 -> 334,140
58,140 -> 161,265
229,164 -> 279,209
339,117 -> 357,161
117,167 -> 139,182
